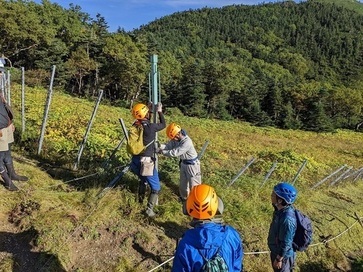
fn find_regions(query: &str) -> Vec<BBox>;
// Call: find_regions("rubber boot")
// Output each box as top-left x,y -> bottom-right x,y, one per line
5,163 -> 28,182
138,181 -> 147,204
181,198 -> 188,215
145,192 -> 158,217
1,170 -> 18,191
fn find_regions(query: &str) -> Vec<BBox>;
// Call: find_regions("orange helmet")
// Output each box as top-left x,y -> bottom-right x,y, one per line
166,123 -> 182,139
132,103 -> 149,119
186,184 -> 219,220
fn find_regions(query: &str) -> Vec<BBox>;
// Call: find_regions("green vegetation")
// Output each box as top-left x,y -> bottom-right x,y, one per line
1,0 -> 363,131
0,86 -> 362,271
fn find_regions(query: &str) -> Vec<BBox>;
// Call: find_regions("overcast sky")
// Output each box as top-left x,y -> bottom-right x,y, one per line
33,0 -> 363,32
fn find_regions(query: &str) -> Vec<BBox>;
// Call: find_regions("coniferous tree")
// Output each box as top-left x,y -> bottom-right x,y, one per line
281,101 -> 302,129
304,93 -> 335,132
177,57 -> 206,117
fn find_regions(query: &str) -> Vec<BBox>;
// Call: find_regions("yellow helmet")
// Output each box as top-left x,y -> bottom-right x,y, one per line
132,103 -> 149,119
166,122 -> 181,139
186,184 -> 219,220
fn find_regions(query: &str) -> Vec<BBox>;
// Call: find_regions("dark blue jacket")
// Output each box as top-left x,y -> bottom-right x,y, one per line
138,112 -> 165,157
172,222 -> 243,272
267,205 -> 297,258
0,102 -> 10,129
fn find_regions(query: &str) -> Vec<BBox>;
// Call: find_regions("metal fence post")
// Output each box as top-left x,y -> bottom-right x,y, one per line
37,65 -> 56,155
228,157 -> 256,187
21,67 -> 25,134
353,168 -> 363,182
73,89 -> 104,170
292,159 -> 308,185
311,165 -> 346,189
330,166 -> 353,186
6,69 -> 10,104
260,161 -> 278,188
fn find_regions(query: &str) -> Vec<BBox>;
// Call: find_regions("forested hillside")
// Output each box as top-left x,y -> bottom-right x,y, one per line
137,0 -> 363,130
1,0 -> 363,131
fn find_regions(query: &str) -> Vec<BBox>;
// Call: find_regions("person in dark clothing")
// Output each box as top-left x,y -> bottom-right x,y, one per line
129,102 -> 166,217
0,94 -> 28,191
267,182 -> 297,272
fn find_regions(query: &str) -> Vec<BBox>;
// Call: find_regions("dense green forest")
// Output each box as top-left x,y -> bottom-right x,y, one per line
1,0 -> 363,131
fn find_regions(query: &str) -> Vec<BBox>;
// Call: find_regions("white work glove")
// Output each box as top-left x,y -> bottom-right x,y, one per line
147,101 -> 153,110
157,102 -> 162,112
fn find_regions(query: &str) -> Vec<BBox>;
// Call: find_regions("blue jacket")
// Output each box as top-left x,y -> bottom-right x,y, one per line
172,222 -> 243,272
267,205 -> 297,258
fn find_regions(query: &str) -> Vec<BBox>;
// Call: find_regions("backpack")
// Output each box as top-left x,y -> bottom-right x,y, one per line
292,209 -> 313,252
126,123 -> 145,155
198,248 -> 229,272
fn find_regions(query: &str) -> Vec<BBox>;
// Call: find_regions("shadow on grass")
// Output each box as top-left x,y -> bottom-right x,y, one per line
300,259 -> 363,272
14,133 -> 182,197
132,242 -> 164,266
299,261 -> 330,272
13,130 -> 133,188
158,160 -> 180,198
132,220 -> 186,271
0,228 -> 66,272
13,143 -> 134,192
158,220 -> 188,241
351,258 -> 363,272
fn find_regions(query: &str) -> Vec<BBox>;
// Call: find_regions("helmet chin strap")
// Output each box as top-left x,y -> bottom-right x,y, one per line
272,200 -> 284,210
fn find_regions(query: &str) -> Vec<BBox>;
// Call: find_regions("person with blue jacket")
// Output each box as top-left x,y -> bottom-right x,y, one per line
172,184 -> 243,272
267,182 -> 297,272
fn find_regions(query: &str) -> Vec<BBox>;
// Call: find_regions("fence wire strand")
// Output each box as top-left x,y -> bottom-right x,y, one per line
147,216 -> 363,272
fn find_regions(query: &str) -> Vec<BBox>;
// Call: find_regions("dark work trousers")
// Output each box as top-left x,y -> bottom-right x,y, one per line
270,253 -> 296,272
0,151 -> 7,173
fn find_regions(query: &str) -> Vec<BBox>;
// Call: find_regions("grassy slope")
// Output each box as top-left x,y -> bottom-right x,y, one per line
0,86 -> 363,271
313,0 -> 363,14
